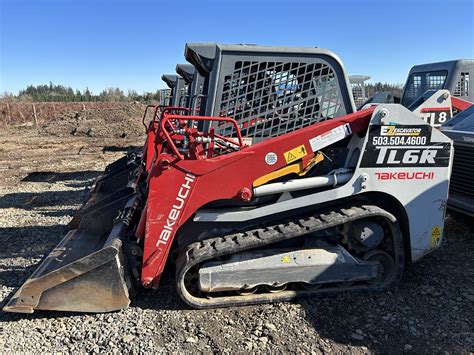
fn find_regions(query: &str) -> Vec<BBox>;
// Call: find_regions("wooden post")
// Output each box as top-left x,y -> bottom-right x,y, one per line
20,111 -> 25,123
53,103 -> 56,117
82,103 -> 86,110
32,104 -> 38,126
6,103 -> 11,124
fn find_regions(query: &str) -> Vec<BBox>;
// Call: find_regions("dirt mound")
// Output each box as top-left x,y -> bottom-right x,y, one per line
41,103 -> 146,138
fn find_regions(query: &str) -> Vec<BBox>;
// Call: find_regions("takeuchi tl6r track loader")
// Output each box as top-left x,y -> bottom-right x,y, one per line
6,43 -> 469,314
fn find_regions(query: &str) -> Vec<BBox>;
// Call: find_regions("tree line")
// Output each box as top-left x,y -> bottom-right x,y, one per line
364,82 -> 404,98
1,81 -> 404,104
0,82 -> 170,103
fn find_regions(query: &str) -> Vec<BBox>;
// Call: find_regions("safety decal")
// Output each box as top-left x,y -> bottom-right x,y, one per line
280,255 -> 291,263
283,145 -> 307,164
264,152 -> 278,165
309,123 -> 352,152
430,226 -> 443,248
360,125 -> 450,168
420,107 -> 452,128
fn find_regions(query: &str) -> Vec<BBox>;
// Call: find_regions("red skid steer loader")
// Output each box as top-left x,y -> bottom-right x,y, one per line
4,43 -> 459,313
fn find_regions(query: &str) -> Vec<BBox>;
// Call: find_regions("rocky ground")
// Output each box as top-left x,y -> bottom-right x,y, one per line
0,119 -> 473,353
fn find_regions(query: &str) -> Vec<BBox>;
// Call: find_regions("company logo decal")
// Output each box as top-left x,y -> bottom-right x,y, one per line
375,171 -> 435,180
156,173 -> 195,247
360,125 -> 450,168
380,126 -> 421,136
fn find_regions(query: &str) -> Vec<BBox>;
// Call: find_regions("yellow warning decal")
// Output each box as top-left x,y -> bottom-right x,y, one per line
430,226 -> 443,248
283,144 -> 307,164
253,152 -> 324,187
281,255 -> 291,263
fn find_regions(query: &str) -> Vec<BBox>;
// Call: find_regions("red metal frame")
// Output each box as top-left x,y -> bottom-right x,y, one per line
451,96 -> 472,111
159,115 -> 244,160
141,104 -> 159,130
137,107 -> 376,288
141,105 -> 191,171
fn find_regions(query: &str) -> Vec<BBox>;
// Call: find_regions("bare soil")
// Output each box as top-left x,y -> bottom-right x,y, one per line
0,101 -> 143,126
0,112 -> 473,353
41,103 -> 146,138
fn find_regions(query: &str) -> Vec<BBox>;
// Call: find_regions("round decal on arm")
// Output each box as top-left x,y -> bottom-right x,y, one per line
265,152 -> 278,165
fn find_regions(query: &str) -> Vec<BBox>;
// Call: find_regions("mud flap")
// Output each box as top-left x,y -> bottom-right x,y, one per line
3,194 -> 141,314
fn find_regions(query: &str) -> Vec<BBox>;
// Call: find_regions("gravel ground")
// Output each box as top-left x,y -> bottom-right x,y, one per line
0,127 -> 473,353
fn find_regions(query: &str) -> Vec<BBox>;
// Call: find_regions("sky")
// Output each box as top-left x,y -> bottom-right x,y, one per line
0,0 -> 473,95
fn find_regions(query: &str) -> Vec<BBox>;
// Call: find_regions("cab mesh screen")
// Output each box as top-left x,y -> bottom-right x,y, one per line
216,61 -> 344,140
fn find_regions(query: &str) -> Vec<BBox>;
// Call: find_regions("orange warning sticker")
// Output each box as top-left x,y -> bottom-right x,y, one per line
283,145 -> 307,164
430,226 -> 443,248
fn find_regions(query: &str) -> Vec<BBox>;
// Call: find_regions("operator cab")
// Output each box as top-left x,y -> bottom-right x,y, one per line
401,59 -> 473,108
161,74 -> 188,106
184,43 -> 355,143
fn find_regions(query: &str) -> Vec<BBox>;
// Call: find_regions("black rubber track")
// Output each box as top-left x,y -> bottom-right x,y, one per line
176,204 -> 405,308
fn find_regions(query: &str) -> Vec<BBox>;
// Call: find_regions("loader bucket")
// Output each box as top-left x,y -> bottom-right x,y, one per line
69,154 -> 143,229
3,193 -> 140,314
69,182 -> 137,229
